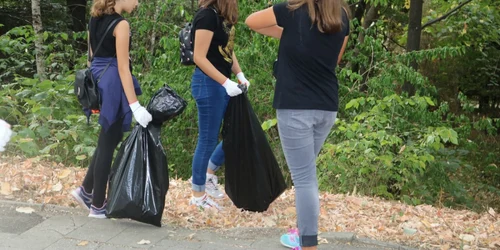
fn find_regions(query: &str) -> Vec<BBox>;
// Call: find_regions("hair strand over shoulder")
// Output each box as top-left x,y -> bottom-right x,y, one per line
288,0 -> 350,34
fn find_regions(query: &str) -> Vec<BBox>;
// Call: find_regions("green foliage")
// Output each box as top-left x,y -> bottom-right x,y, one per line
317,94 -> 467,205
0,75 -> 99,165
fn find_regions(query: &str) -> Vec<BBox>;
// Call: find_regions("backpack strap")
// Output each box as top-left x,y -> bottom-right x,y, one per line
88,18 -> 120,63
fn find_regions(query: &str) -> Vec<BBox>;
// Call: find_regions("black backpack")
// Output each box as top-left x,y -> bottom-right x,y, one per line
179,7 -> 218,66
74,19 -> 118,111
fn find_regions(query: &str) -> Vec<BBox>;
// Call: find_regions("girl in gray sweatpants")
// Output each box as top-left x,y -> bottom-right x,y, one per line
246,0 -> 351,249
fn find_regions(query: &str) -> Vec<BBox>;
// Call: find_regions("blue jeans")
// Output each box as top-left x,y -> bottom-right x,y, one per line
191,68 -> 229,192
277,109 -> 337,247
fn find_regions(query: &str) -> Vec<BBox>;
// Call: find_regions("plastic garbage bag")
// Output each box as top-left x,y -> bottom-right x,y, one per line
106,124 -> 168,227
222,87 -> 287,212
147,84 -> 187,124
106,85 -> 186,226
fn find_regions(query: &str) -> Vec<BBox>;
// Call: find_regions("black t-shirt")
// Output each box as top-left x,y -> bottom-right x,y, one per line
192,7 -> 235,78
273,3 -> 350,112
89,13 -> 126,58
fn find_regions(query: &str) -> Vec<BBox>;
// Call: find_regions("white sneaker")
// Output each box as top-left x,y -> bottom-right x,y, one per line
189,194 -> 221,211
206,174 -> 225,199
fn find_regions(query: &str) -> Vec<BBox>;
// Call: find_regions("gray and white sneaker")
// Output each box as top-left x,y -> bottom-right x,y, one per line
206,175 -> 225,199
189,194 -> 221,211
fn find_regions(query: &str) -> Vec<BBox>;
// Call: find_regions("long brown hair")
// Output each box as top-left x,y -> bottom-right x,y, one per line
199,0 -> 238,25
288,0 -> 350,34
91,0 -> 117,17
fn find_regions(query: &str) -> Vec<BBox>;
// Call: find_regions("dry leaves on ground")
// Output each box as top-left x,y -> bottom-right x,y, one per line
0,156 -> 498,250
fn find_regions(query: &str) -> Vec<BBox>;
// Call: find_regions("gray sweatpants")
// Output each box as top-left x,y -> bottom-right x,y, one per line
277,109 -> 337,247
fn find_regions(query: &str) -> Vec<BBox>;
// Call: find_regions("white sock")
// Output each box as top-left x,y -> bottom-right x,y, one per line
206,173 -> 215,179
193,194 -> 206,201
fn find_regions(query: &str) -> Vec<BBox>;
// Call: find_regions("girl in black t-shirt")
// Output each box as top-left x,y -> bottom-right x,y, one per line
70,0 -> 152,219
189,0 -> 251,210
246,0 -> 350,249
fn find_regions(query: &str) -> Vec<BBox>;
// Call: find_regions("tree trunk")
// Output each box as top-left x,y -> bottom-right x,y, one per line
150,1 -> 161,54
359,4 -> 380,92
67,0 -> 87,32
402,0 -> 423,96
479,96 -> 490,113
353,0 -> 367,25
32,0 -> 45,80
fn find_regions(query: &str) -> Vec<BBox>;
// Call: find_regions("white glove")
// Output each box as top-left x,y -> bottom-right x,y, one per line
222,79 -> 243,97
129,101 -> 152,128
236,72 -> 250,90
0,119 -> 13,152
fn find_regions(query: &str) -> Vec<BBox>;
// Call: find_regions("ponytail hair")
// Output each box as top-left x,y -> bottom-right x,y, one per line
288,0 -> 350,34
90,0 -> 117,17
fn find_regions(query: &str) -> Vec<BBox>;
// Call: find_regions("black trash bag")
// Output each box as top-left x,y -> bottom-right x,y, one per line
222,88 -> 287,212
106,124 -> 169,227
147,84 -> 188,124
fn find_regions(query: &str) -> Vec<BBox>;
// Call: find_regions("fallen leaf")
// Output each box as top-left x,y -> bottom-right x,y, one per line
489,240 -> 500,248
440,244 -> 451,250
187,233 -> 196,240
77,241 -> 89,246
420,219 -> 431,228
403,227 -> 417,235
44,197 -> 52,204
487,224 -> 495,233
284,206 -> 295,215
51,182 -> 63,192
0,182 -> 12,195
398,145 -> 406,154
16,207 -> 35,214
318,237 -> 328,244
459,234 -> 475,242
57,169 -> 71,179
488,207 -> 496,217
137,239 -> 151,245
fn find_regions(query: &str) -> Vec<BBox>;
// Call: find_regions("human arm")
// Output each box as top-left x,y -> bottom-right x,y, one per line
115,20 -> 151,127
231,52 -> 250,88
193,31 -> 241,96
245,7 -> 283,39
337,36 -> 349,65
193,29 -> 228,84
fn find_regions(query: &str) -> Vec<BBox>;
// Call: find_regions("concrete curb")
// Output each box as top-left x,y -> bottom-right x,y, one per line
1,200 -> 418,250
320,232 -> 418,250
0,199 -> 86,215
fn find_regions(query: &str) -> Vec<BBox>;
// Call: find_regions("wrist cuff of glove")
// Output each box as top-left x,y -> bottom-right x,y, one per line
223,78 -> 232,86
129,101 -> 141,112
236,72 -> 245,80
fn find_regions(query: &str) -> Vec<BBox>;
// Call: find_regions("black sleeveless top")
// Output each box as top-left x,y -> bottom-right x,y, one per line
89,13 -> 125,57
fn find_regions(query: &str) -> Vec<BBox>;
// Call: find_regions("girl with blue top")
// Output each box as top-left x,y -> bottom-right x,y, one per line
71,0 -> 152,218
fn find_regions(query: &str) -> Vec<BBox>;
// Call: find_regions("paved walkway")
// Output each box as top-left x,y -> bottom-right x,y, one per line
0,200 -> 416,250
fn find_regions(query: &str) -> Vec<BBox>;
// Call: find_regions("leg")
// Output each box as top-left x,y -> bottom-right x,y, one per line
207,93 -> 229,175
191,69 -> 228,196
208,141 -> 224,173
90,119 -> 124,208
277,109 -> 319,248
313,111 -> 337,157
205,141 -> 225,199
82,145 -> 99,193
